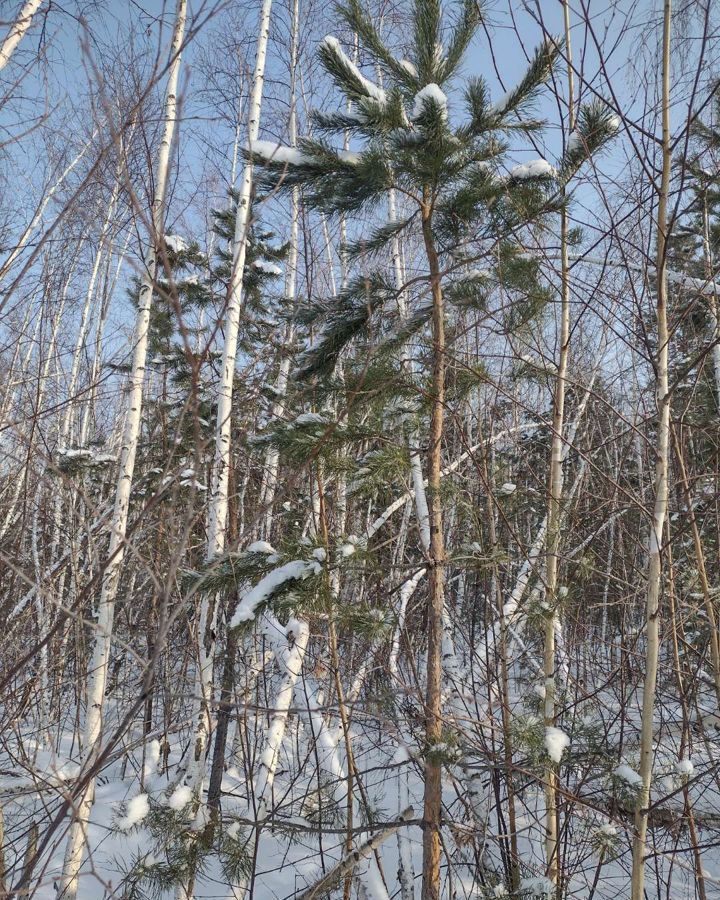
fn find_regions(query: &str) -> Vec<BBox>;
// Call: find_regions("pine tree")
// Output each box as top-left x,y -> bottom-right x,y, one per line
244,1 -> 594,893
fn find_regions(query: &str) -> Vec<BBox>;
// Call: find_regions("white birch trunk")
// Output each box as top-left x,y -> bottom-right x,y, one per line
297,808 -> 414,900
56,3 -> 187,894
206,0 -> 273,559
0,0 -> 43,71
181,0 -> 274,814
0,134 -> 97,284
0,267 -> 73,540
259,16 -> 299,536
631,2 -> 672,893
543,5 -> 575,879
231,619 -> 309,899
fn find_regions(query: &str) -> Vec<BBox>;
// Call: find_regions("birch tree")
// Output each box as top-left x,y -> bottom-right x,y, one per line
56,3 -> 188,894
0,0 -> 43,72
630,1 -> 673,895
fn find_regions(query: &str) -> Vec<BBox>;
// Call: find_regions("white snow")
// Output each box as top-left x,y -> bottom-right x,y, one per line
231,560 -> 315,625
412,83 -> 448,121
247,540 -> 276,554
675,757 -> 694,777
294,412 -> 328,426
312,547 -> 327,562
167,783 -> 193,811
58,447 -> 116,466
191,804 -> 209,831
544,725 -> 570,763
598,822 -> 618,837
252,259 -> 283,276
614,763 -> 643,787
510,158 -> 556,180
499,482 -> 516,495
399,59 -> 418,77
118,792 -> 150,830
164,234 -> 187,253
519,878 -> 553,897
338,149 -> 361,164
338,542 -> 356,558
321,36 -> 387,105
285,617 -> 305,640
567,130 -> 583,153
251,139 -> 307,165
142,739 -> 160,780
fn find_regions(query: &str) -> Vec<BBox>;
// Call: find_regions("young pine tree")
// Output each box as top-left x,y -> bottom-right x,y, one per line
249,0 -> 616,894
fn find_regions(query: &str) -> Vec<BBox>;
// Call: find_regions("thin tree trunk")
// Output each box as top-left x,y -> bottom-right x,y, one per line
297,808 -> 414,900
543,4 -> 575,887
184,0 -> 274,807
206,0 -> 273,559
420,200 -> 446,900
701,197 -> 720,411
56,4 -> 187,894
258,0 -> 299,539
0,0 -> 43,71
630,2 -> 672,894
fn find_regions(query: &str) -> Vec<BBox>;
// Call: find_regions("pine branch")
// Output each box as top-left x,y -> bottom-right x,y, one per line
343,214 -> 414,260
489,36 -> 561,124
439,0 -> 484,83
337,0 -> 420,90
295,272 -> 396,378
414,0 -> 443,82
558,99 -> 620,183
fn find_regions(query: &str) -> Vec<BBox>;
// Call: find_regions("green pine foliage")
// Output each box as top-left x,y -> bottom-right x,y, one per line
247,0 -> 568,384
118,800 -> 250,899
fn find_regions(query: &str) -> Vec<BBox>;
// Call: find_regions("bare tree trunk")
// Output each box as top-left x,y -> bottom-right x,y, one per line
420,199 -> 446,900
56,3 -> 187,894
630,2 -> 672,895
701,197 -> 720,410
182,0 -> 274,812
258,0 -> 299,539
543,3 -> 575,887
298,808 -> 414,900
0,0 -> 43,71
206,0 -> 273,560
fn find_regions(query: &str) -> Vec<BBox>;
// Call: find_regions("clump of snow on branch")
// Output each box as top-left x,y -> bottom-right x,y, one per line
251,139 -> 308,165
167,784 -> 193,811
614,763 -> 643,787
544,726 -> 570,763
412,83 -> 448,120
321,35 -> 387,106
118,793 -> 150,830
252,259 -> 283,276
510,158 -> 556,180
294,411 -> 328,426
230,559 -> 319,626
164,234 -> 187,253
246,540 -> 276,554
